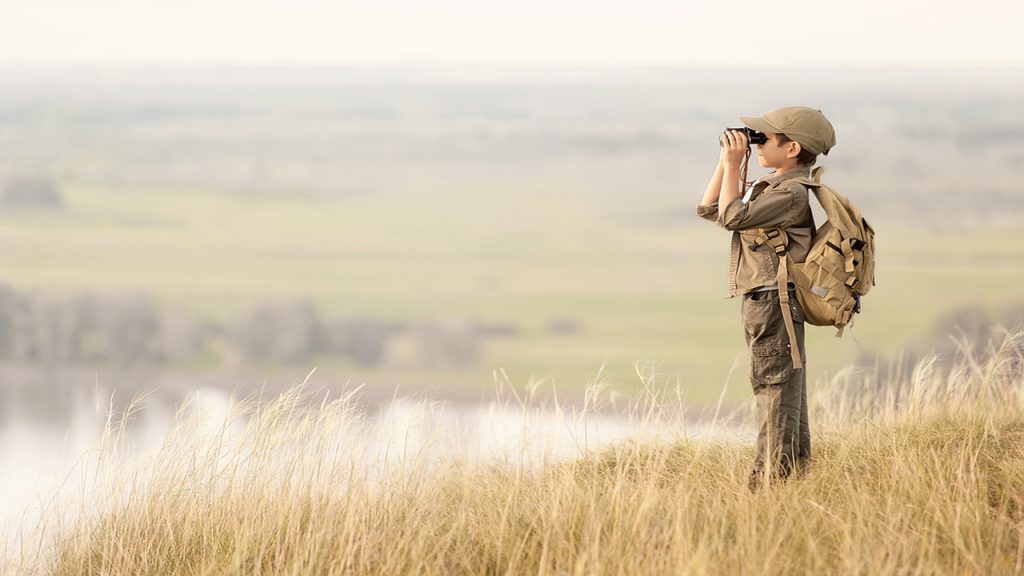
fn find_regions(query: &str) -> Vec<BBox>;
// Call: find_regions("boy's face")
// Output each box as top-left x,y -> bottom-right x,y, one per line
755,133 -> 800,169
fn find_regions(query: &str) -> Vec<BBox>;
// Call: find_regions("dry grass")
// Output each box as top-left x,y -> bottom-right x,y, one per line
18,330 -> 1024,575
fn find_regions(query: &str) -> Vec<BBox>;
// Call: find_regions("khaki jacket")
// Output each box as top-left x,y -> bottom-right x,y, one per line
696,167 -> 815,298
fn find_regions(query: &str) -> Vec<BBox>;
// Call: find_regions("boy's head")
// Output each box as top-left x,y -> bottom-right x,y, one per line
740,106 -> 836,169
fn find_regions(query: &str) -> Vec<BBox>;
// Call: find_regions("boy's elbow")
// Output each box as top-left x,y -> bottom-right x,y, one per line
719,210 -> 748,231
718,198 -> 749,230
695,203 -> 719,223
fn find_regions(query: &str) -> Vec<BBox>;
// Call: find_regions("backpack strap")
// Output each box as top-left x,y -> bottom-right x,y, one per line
775,250 -> 803,370
747,170 -> 823,371
750,228 -> 803,370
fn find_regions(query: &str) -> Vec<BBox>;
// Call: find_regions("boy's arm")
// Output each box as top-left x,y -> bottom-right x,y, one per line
719,181 -> 808,231
717,129 -> 747,220
695,160 -> 725,223
713,129 -> 807,232
699,160 -> 725,206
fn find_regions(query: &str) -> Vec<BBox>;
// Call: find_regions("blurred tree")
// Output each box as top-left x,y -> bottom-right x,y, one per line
234,300 -> 322,364
93,295 -> 162,366
321,316 -> 401,368
1,177 -> 63,209
415,320 -> 479,367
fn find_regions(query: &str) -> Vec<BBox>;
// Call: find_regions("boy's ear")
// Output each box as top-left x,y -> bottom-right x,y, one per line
786,141 -> 802,159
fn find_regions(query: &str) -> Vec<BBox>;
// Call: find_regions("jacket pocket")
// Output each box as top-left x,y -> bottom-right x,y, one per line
750,340 -> 793,386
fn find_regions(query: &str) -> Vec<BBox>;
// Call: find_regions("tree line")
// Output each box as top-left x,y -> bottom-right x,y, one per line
0,286 -> 509,369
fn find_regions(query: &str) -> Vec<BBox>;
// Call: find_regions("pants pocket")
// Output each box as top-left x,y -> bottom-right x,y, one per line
750,340 -> 793,386
742,293 -> 783,342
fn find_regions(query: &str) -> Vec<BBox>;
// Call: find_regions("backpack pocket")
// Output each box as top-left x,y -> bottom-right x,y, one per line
790,234 -> 858,329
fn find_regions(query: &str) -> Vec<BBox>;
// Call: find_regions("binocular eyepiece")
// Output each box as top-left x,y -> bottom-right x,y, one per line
720,127 -> 767,146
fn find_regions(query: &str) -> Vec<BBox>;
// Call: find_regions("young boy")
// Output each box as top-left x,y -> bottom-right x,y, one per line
695,106 -> 836,492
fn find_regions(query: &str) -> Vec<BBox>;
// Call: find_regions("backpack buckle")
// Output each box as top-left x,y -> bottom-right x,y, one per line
751,228 -> 781,252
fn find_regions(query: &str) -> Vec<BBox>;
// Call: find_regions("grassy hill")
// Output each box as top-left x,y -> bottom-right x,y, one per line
32,331 -> 1024,575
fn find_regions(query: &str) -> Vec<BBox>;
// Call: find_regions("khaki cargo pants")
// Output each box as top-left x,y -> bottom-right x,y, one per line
742,288 -> 810,489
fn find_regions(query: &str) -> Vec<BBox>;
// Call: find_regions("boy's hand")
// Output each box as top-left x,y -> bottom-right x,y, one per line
720,129 -> 749,168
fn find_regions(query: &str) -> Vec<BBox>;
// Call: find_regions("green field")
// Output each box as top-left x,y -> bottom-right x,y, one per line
1,180 -> 1022,405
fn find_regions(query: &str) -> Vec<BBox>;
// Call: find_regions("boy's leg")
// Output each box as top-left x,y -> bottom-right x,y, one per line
742,289 -> 807,487
751,364 -> 805,479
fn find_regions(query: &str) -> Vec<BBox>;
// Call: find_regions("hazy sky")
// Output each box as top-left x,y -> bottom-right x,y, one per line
1,0 -> 1021,67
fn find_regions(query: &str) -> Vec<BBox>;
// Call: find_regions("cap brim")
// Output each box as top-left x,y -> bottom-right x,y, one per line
739,116 -> 780,134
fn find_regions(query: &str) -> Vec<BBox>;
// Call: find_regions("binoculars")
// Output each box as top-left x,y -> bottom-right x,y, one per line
720,127 -> 767,146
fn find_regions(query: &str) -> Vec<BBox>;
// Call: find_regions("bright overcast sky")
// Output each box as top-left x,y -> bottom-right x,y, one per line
1,0 -> 1021,67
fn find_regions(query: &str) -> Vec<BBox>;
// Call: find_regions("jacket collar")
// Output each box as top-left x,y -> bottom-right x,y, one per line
759,166 -> 815,187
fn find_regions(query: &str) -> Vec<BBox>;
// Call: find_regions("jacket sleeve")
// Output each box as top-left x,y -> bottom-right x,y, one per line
695,202 -> 720,224
719,181 -> 808,231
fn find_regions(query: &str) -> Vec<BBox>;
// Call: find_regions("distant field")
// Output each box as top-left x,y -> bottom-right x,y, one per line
2,180 -> 1023,404
1,67 -> 1022,404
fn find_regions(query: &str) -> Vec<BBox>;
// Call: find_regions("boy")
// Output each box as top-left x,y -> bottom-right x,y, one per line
695,106 -> 836,492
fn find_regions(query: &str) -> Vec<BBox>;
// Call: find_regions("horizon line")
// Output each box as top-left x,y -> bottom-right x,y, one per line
1,61 -> 1022,70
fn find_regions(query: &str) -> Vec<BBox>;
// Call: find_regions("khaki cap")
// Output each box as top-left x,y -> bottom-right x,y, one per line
740,106 -> 836,156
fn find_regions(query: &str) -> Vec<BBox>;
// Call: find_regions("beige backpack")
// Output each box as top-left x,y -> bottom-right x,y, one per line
751,167 -> 876,369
